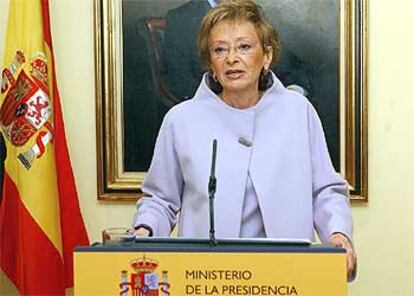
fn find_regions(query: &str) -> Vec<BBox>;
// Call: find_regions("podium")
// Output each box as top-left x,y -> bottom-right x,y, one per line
74,238 -> 347,295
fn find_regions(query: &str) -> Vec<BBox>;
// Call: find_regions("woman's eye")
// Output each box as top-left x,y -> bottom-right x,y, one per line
214,47 -> 227,55
238,43 -> 252,52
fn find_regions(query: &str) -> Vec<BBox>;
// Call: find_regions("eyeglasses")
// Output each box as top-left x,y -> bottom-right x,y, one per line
209,41 -> 259,59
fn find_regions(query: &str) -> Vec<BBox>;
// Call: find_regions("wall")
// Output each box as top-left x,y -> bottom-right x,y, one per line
349,0 -> 414,294
1,0 -> 414,295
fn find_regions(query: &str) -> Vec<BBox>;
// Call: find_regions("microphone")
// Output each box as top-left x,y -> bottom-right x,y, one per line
208,139 -> 218,246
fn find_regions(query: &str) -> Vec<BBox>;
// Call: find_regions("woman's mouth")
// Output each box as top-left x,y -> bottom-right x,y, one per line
225,69 -> 244,79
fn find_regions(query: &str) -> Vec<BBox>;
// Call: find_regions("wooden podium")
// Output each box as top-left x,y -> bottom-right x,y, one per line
74,238 -> 346,295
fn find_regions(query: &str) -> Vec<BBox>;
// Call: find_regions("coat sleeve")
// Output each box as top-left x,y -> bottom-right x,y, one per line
132,111 -> 183,236
308,103 -> 353,244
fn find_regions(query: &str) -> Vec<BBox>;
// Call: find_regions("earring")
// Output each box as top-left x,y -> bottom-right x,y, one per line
258,67 -> 272,91
208,71 -> 223,94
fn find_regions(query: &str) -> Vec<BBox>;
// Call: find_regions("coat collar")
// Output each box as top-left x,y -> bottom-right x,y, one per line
193,71 -> 286,113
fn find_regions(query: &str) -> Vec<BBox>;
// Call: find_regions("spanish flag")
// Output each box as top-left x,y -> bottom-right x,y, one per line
0,1 -> 89,294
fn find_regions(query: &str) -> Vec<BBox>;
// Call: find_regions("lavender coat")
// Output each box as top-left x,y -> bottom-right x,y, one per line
133,73 -> 353,243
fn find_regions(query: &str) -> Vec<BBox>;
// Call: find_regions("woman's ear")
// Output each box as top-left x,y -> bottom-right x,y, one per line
264,46 -> 273,70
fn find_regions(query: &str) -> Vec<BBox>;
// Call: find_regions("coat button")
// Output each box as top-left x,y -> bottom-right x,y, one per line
238,137 -> 253,147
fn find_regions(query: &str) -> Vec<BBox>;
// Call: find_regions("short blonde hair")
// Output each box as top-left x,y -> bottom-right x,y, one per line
197,0 -> 280,69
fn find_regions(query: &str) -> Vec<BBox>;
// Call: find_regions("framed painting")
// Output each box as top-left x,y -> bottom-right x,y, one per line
95,0 -> 368,201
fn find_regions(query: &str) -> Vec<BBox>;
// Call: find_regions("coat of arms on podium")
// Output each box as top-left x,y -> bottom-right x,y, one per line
120,255 -> 171,296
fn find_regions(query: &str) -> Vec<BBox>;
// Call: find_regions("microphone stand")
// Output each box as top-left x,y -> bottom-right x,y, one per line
208,139 -> 218,246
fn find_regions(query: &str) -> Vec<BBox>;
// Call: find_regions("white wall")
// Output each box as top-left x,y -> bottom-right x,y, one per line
349,0 -> 414,294
1,0 -> 414,294
48,0 -> 137,243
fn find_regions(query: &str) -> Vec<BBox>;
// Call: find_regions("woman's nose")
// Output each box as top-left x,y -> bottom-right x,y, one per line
226,48 -> 239,64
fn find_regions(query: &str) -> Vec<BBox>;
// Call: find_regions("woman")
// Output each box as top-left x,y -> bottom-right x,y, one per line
133,0 -> 356,278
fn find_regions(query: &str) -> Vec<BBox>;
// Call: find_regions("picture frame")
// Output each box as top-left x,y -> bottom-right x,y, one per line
94,0 -> 368,202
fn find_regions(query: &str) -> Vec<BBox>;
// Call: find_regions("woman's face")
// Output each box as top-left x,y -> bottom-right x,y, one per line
209,20 -> 272,95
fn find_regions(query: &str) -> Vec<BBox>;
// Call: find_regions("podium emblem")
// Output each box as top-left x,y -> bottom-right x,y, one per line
119,254 -> 171,296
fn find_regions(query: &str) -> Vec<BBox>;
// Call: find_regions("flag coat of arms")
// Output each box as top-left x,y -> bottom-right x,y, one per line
0,0 -> 89,294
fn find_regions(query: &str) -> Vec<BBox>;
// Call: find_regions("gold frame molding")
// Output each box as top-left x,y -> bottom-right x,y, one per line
343,0 -> 368,201
95,0 -> 368,202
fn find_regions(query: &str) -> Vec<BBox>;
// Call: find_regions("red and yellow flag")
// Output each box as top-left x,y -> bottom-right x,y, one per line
0,0 -> 89,294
